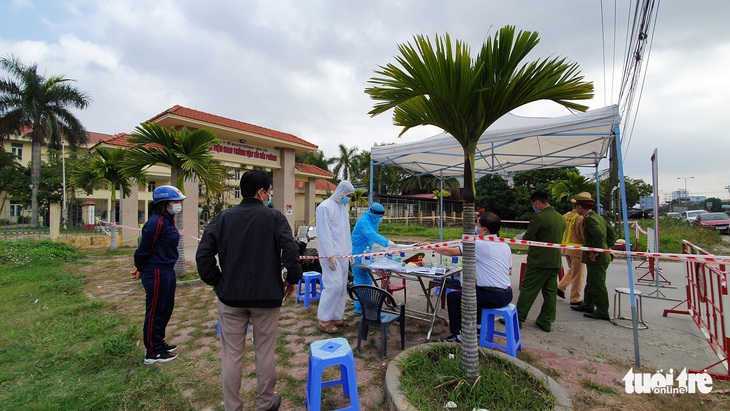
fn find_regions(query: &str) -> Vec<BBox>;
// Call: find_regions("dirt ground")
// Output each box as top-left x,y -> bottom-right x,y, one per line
75,246 -> 730,410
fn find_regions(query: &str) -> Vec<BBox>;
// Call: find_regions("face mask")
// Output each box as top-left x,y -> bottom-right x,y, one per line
340,197 -> 350,205
169,203 -> 183,214
474,226 -> 480,235
260,190 -> 272,206
532,206 -> 539,213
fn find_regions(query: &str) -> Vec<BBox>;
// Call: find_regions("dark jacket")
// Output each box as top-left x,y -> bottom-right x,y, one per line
134,212 -> 180,272
196,198 -> 303,308
582,211 -> 617,265
524,205 -> 565,268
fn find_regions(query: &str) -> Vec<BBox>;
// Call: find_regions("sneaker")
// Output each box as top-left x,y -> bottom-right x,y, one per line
439,334 -> 461,343
162,341 -> 178,352
144,351 -> 178,365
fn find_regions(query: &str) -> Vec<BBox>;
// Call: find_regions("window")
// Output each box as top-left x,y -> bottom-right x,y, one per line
234,188 -> 241,199
9,204 -> 21,217
147,182 -> 156,192
234,169 -> 241,180
11,143 -> 23,160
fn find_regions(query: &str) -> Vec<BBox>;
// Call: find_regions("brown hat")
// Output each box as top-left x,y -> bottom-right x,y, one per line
571,191 -> 595,204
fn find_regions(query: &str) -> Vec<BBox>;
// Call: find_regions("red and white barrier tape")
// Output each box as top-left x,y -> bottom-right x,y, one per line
97,219 -> 201,242
96,219 -> 730,265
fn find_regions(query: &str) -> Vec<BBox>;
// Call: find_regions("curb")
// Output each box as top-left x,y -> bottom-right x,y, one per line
385,343 -> 573,411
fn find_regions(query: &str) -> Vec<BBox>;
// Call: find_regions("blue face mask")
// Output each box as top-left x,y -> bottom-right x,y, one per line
474,226 -> 480,235
340,197 -> 350,205
532,205 -> 539,213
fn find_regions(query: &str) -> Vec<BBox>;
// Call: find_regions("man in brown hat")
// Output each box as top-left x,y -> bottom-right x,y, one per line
570,195 -> 616,320
557,192 -> 589,305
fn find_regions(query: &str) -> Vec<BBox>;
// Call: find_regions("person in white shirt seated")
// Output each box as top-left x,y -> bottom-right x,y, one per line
432,211 -> 513,343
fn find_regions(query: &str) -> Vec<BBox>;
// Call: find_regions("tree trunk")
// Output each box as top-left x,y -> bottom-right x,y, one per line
460,201 -> 479,379
460,147 -> 479,379
109,186 -> 117,251
31,137 -> 42,227
172,169 -> 186,278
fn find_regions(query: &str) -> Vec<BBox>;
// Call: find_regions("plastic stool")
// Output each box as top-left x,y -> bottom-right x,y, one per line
306,337 -> 360,411
478,304 -> 522,357
611,287 -> 648,329
297,271 -> 323,308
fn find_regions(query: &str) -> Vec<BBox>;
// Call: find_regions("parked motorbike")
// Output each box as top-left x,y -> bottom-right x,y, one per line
296,226 -> 322,273
295,225 -> 354,288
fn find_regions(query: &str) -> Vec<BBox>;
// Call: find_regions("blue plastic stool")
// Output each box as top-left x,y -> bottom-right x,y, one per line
306,337 -> 360,411
478,303 -> 522,357
297,271 -> 323,308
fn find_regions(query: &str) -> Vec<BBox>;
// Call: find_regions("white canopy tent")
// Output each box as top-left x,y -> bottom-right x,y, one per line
368,104 -> 644,367
370,105 -> 620,178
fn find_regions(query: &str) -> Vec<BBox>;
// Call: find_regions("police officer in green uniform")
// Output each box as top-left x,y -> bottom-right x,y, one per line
570,194 -> 616,320
515,191 -> 565,332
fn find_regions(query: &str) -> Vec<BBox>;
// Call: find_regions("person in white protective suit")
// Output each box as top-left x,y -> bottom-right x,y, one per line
316,180 -> 355,333
351,202 -> 395,314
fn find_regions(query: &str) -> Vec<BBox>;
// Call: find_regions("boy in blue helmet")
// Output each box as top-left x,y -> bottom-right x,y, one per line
351,202 -> 395,314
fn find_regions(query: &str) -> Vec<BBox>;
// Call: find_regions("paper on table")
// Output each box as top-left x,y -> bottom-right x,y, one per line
403,266 -> 447,275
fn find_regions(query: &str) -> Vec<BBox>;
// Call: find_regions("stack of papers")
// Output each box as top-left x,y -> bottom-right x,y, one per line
403,266 -> 447,275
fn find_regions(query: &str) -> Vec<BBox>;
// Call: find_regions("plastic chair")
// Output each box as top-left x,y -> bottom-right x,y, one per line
376,270 -> 407,304
306,337 -> 360,410
348,285 -> 405,357
478,303 -> 522,357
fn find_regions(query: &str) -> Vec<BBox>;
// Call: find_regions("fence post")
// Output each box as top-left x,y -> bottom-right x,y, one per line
49,203 -> 61,240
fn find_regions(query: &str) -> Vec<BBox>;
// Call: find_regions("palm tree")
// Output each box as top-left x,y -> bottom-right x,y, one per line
400,174 -> 460,195
0,55 -> 91,226
71,147 -> 146,251
549,171 -> 594,203
296,149 -> 332,172
123,122 -> 224,277
365,27 -> 593,378
330,144 -> 358,181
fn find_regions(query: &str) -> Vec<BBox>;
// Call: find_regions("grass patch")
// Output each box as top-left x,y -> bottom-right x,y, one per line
399,344 -> 555,410
0,240 -> 193,411
378,222 -> 522,241
580,379 -> 618,394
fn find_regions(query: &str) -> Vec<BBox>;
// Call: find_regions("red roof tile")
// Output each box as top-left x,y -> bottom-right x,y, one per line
316,179 -> 338,191
86,131 -> 113,145
149,105 -> 317,149
295,163 -> 334,178
91,133 -> 163,150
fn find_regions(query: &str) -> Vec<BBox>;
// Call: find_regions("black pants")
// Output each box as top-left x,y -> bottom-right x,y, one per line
446,286 -> 513,336
141,267 -> 176,357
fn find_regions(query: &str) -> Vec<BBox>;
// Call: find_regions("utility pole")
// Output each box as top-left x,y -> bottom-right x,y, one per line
677,176 -> 694,211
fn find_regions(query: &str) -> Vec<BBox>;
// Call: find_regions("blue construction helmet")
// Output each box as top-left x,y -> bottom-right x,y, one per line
369,202 -> 385,215
153,185 -> 187,203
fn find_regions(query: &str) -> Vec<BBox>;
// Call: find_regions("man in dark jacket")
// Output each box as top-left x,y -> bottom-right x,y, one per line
515,191 -> 565,332
570,194 -> 616,320
196,170 -> 302,411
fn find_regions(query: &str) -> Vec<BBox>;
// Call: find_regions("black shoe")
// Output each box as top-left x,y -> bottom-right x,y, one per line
439,334 -> 461,343
583,312 -> 610,321
536,322 -> 551,332
266,394 -> 281,411
570,301 -> 583,306
144,351 -> 178,365
162,341 -> 178,352
556,289 -> 565,299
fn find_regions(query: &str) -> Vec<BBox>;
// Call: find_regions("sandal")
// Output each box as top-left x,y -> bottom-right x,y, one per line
332,320 -> 350,327
318,322 -> 339,334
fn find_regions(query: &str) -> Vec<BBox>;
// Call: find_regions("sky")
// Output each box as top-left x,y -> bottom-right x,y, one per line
1,0 -> 729,201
